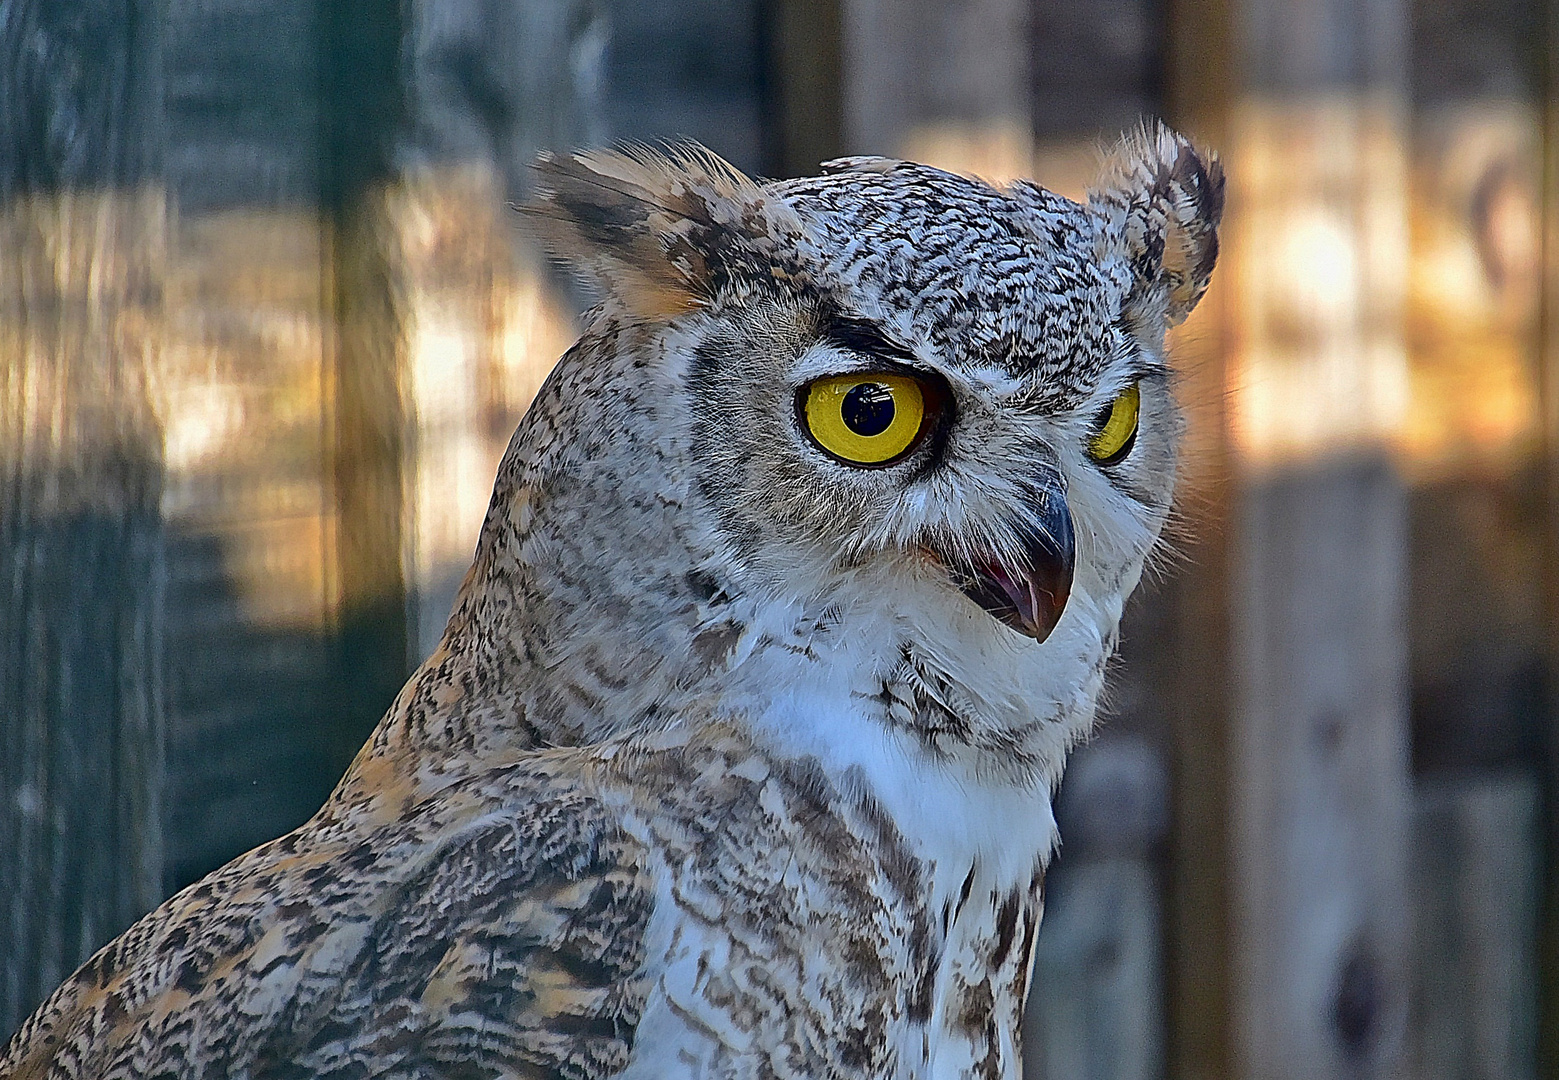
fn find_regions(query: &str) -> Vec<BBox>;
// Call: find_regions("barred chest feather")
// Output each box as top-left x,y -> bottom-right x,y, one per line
605,666 -> 1056,1080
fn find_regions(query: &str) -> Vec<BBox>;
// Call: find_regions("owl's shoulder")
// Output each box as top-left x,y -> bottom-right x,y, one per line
3,719 -> 935,1080
0,748 -> 657,1079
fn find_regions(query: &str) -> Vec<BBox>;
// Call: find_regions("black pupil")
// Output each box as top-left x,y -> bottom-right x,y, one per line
841,383 -> 895,437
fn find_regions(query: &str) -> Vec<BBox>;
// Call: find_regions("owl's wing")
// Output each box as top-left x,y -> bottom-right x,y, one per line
0,754 -> 657,1080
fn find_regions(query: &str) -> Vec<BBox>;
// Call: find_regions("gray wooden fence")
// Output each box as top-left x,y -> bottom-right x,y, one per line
0,0 -> 602,1035
2,0 -> 168,1031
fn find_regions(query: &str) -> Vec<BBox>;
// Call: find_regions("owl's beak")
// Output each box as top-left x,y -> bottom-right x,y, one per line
938,488 -> 1075,643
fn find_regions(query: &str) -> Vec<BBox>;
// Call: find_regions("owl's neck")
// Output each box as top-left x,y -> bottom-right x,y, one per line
342,521 -> 1117,806
731,626 -> 1067,900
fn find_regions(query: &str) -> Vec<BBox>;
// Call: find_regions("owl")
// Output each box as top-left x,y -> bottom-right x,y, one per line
1,123 -> 1221,1080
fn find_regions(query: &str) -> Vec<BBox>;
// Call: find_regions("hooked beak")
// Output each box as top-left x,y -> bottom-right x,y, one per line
932,484 -> 1075,643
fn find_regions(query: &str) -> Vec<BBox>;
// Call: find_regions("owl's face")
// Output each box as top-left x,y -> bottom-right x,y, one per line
510,129 -> 1221,768
686,290 -> 1178,649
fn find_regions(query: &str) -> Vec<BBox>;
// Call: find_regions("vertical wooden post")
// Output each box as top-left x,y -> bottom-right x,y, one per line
393,0 -> 601,663
320,0 -> 413,769
322,0 -> 605,761
1163,0 -> 1414,1076
1158,235 -> 1239,1080
1231,461 -> 1411,1076
1023,741 -> 1171,1080
1413,775 -> 1541,1079
840,0 -> 1032,178
153,0 -> 346,891
1156,6 -> 1241,1078
0,0 -> 167,1038
1537,0 -> 1559,1071
763,0 -> 844,177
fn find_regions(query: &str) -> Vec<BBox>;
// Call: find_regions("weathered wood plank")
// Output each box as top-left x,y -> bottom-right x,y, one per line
1025,740 -> 1169,1080
763,0 -> 843,176
320,0 -> 416,770
1161,0 -> 1415,1076
1233,461 -> 1412,1075
157,0 -> 342,889
841,0 -> 1033,178
381,0 -> 600,665
0,0 -> 167,1038
1537,0 -> 1559,1066
1411,771 -> 1540,1080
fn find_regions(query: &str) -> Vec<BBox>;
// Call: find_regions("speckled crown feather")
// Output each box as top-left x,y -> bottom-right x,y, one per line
529,124 -> 1223,404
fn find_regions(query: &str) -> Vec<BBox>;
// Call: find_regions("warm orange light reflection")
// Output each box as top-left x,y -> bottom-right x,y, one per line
145,166 -> 574,642
388,165 -> 575,659
1402,105 -> 1542,480
1225,96 -> 1410,468
899,119 -> 1037,185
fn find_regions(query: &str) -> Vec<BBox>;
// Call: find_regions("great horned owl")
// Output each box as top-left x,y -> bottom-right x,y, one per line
1,124 -> 1221,1080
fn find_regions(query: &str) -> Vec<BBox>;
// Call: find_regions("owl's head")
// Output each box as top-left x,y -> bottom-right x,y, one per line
477,126 -> 1221,769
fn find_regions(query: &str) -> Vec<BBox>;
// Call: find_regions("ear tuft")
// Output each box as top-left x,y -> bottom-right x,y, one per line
1089,123 -> 1225,328
524,142 -> 809,321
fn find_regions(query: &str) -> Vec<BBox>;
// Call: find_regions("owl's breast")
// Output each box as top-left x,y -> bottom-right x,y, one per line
601,721 -> 1047,1080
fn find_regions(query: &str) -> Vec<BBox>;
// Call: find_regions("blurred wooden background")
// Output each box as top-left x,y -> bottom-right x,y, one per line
3,1 -> 1558,1078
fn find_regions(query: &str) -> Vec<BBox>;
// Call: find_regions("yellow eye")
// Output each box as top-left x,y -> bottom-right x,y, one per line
1086,382 -> 1140,464
801,373 -> 928,466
